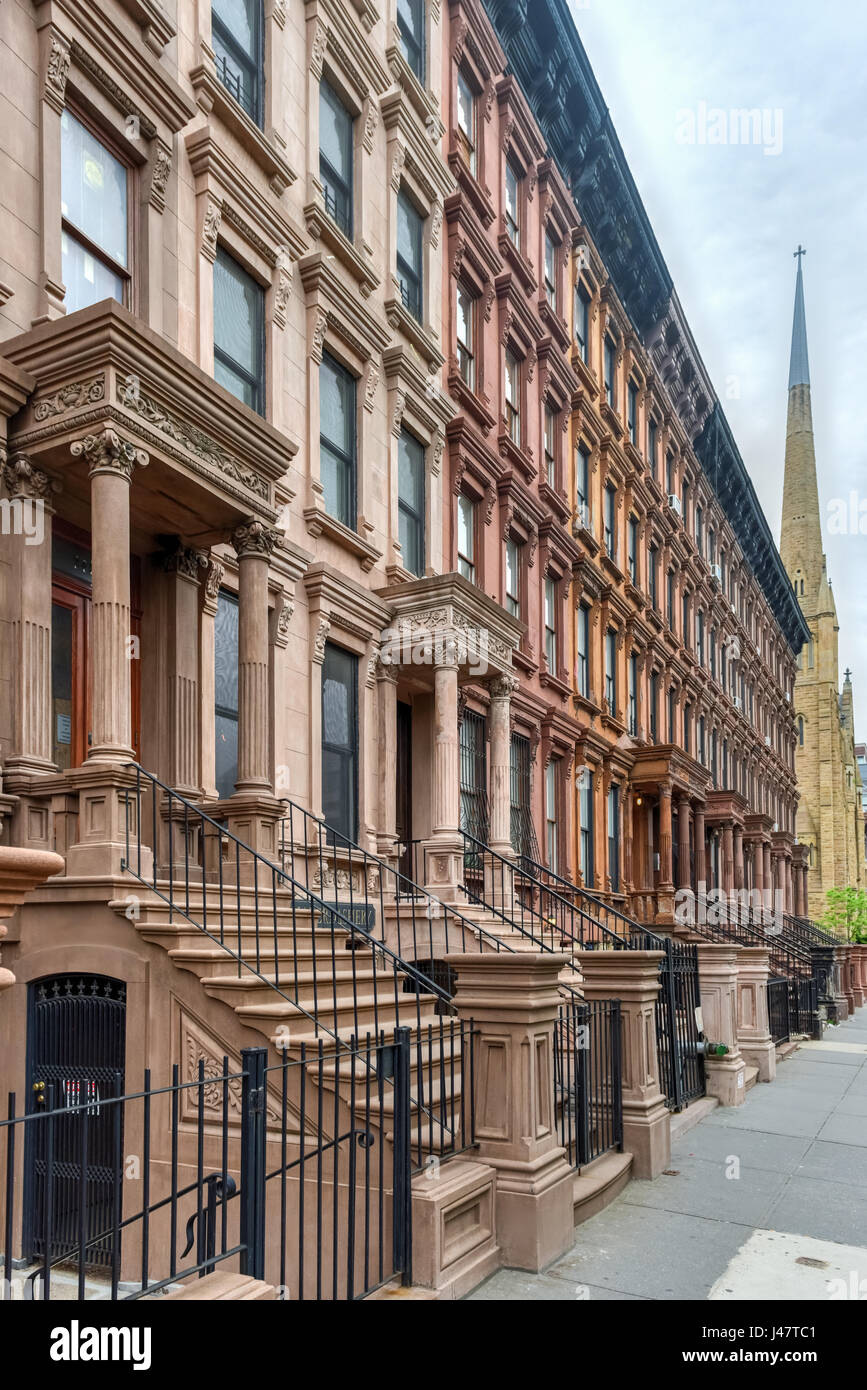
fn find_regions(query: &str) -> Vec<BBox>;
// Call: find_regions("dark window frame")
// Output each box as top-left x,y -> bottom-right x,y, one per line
212,0 -> 265,127
214,246 -> 266,417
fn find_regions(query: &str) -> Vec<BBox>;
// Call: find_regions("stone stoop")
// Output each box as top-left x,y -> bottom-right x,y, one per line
669,1096 -> 719,1143
743,1065 -> 760,1093
572,1151 -> 633,1226
776,1039 -> 800,1062
164,1273 -> 275,1300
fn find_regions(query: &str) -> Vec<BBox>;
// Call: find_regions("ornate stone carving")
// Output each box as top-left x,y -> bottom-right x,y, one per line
365,644 -> 380,688
201,197 -> 222,263
311,310 -> 328,363
231,518 -> 281,558
273,266 -> 292,329
34,375 -> 106,420
277,600 -> 294,640
118,377 -> 269,500
204,556 -> 225,602
363,361 -> 379,413
44,33 -> 70,112
162,542 -> 209,579
430,201 -> 443,250
362,99 -> 379,154
490,673 -> 519,701
390,142 -> 406,192
483,283 -> 495,323
500,308 -> 513,347
2,454 -> 61,501
70,428 -> 149,480
391,389 -> 406,437
149,142 -> 172,212
527,345 -> 537,383
313,617 -> 331,663
451,16 -> 469,64
431,432 -> 444,478
501,116 -> 516,153
310,19 -> 328,78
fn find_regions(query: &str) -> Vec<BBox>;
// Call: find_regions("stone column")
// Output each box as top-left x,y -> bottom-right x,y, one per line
65,430 -> 151,877
488,674 -> 516,858
199,556 -> 224,802
162,543 -> 207,795
733,825 -> 744,893
762,843 -> 772,911
658,782 -> 673,888
694,805 -> 706,892
722,822 -> 734,895
734,946 -> 776,1083
221,519 -> 282,861
695,942 -> 747,1106
578,950 -> 671,1178
445,952 -> 576,1271
423,656 -> 463,900
677,794 -> 691,891
376,659 -> 399,860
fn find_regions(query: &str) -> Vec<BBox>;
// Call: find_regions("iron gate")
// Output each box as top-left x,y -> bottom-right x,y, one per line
655,941 -> 705,1111
509,733 -> 537,860
459,710 -> 488,842
24,975 -> 126,1268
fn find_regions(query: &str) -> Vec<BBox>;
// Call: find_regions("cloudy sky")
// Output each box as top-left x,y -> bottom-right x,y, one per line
567,0 -> 867,731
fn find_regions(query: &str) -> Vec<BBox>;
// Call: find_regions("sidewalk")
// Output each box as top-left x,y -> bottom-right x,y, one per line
468,1008 -> 867,1301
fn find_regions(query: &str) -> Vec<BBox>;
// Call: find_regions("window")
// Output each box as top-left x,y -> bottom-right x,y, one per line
322,643 -> 358,843
710,627 -> 717,681
319,80 -> 353,237
576,603 -> 590,697
505,160 -> 521,248
544,232 -> 558,310
627,380 -> 638,446
668,685 -> 676,743
628,653 -> 638,736
505,537 -> 521,617
459,709 -> 487,839
544,576 -> 557,672
695,504 -> 703,556
711,729 -> 718,786
212,0 -> 263,124
666,452 -> 675,498
397,0 -> 425,81
625,517 -> 638,586
696,610 -> 705,667
649,670 -> 659,743
667,569 -> 675,629
456,282 -> 475,388
397,190 -> 423,320
698,715 -> 706,767
214,590 -> 239,800
648,416 -> 658,475
682,592 -> 691,647
608,784 -> 620,891
604,335 -> 616,408
60,111 -> 129,314
574,283 -> 590,361
456,69 -> 477,176
457,493 -> 476,581
798,715 -> 805,746
604,483 -> 616,560
579,769 -> 594,886
605,628 -> 616,711
546,759 -> 559,870
214,248 -> 265,415
544,404 -> 557,487
398,428 -> 425,576
708,528 -> 716,566
648,544 -> 658,610
505,349 -> 520,444
576,444 -> 590,523
510,734 -> 532,858
683,701 -> 691,755
320,352 -> 356,528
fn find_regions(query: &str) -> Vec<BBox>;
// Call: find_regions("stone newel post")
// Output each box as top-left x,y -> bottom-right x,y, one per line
445,952 -> 575,1271
578,950 -> 670,1178
734,947 -> 775,1083
0,846 -> 65,990
695,942 -> 746,1106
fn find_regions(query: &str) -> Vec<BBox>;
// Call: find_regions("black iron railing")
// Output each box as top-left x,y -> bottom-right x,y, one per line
554,997 -> 623,1168
767,976 -> 790,1044
654,938 -> 705,1111
782,912 -> 838,948
2,1033 -> 416,1302
516,852 -> 664,950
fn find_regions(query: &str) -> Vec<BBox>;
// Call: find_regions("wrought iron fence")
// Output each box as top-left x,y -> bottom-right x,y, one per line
655,940 -> 705,1112
553,997 -> 623,1169
2,1033 -> 419,1302
767,976 -> 790,1044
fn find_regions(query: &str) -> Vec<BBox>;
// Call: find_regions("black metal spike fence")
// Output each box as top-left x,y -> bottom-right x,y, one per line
553,998 -> 623,1168
1,1032 -> 433,1302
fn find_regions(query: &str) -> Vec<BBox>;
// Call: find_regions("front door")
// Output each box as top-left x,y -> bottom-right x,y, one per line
24,974 -> 127,1269
395,701 -> 412,882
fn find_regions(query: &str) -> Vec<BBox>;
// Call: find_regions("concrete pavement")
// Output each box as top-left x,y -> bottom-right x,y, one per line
468,1008 -> 867,1301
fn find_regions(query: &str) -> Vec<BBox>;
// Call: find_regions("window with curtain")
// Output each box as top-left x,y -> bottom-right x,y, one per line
544,231 -> 557,309
574,282 -> 590,361
604,335 -> 616,407
628,653 -> 638,736
398,428 -> 425,576
605,628 -> 616,711
214,248 -> 265,414
505,349 -> 520,444
320,352 -> 356,528
576,444 -> 590,523
544,404 -> 557,487
456,69 -> 477,176
60,111 -> 129,313
604,484 -> 616,559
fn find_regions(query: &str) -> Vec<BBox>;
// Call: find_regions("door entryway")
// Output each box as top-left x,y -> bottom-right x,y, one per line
396,700 -> 413,881
24,974 -> 127,1268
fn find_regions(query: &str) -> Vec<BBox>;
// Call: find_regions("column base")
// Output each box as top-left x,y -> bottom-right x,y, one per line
486,1149 -> 575,1271
64,763 -> 153,880
739,1038 -> 776,1083
623,1097 -> 671,1179
704,1054 -> 747,1106
421,836 -> 466,904
215,791 -> 283,882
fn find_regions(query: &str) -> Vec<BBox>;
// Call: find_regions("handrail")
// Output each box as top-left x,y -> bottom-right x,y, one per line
783,912 -> 838,948
689,896 -> 814,981
277,797 -> 519,968
515,851 -> 666,950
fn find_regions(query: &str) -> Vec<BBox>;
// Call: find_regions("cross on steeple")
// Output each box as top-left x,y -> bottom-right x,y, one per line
794,245 -> 807,262
844,668 -> 852,681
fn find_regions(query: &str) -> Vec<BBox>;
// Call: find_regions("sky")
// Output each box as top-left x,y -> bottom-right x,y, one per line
566,0 -> 867,732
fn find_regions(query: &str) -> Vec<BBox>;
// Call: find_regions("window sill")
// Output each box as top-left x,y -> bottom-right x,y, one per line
385,293 -> 443,371
497,428 -> 536,483
190,62 -> 295,195
513,645 -> 538,677
540,668 -> 571,699
304,196 -> 379,297
498,233 -> 537,296
600,553 -> 624,584
303,505 -> 382,573
385,44 -> 443,135
573,691 -> 600,718
538,298 -> 570,353
538,480 -> 571,524
448,152 -> 496,231
447,369 -> 496,436
571,350 -> 600,399
572,519 -> 599,556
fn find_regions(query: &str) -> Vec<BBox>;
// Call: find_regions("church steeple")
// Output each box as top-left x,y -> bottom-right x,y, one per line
780,247 -> 826,617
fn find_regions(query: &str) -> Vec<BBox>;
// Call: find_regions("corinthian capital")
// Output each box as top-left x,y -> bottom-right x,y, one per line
231,517 -> 281,558
2,453 -> 61,502
70,428 -> 149,480
490,673 -> 519,702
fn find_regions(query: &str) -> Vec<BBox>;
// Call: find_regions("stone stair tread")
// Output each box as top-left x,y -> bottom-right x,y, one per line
232,992 -> 441,1018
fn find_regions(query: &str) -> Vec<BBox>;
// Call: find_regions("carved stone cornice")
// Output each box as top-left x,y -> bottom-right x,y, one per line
160,539 -> 209,580
70,428 -> 149,481
2,454 -> 61,502
231,518 -> 281,559
202,556 -> 225,612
